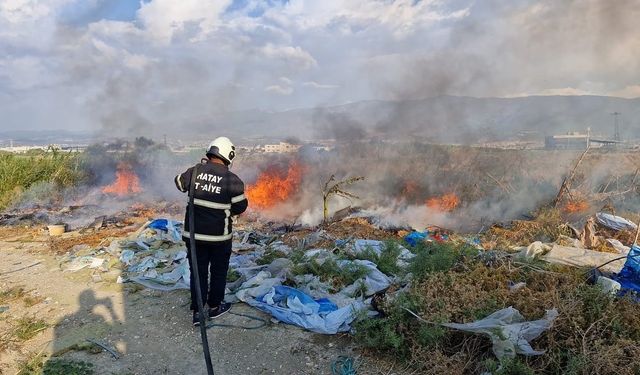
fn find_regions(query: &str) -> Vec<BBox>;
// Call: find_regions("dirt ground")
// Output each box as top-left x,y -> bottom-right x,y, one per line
0,230 -> 408,375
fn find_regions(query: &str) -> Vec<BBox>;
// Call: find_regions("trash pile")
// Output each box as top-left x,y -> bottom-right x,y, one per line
57,218 -> 417,334
54,208 -> 640,373
507,211 -> 640,296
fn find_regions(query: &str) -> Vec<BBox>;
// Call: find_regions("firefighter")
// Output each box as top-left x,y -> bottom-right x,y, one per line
174,137 -> 248,325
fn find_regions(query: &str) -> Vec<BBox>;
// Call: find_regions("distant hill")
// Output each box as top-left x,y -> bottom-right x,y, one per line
196,95 -> 640,144
4,96 -> 638,145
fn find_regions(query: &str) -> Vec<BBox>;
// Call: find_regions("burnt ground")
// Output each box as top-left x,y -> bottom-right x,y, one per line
0,229 -> 411,375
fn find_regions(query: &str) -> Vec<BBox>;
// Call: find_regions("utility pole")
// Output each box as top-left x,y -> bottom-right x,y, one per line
163,134 -> 167,146
611,112 -> 621,141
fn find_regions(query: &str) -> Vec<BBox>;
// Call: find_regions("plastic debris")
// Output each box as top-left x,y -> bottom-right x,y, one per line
605,239 -> 630,255
55,217 -> 411,334
352,239 -> 415,269
613,244 -> 640,294
441,307 -> 558,359
596,212 -> 637,232
243,285 -> 365,334
508,281 -> 526,292
64,256 -> 105,272
522,243 -> 626,274
403,230 -> 450,246
340,259 -> 390,296
404,231 -> 428,246
597,276 -> 622,295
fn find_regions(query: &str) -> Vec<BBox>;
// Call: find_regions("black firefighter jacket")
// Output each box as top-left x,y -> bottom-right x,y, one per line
175,160 -> 248,242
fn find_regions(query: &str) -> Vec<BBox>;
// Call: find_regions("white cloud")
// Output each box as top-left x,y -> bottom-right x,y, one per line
302,81 -> 338,89
0,0 -> 639,132
0,0 -> 56,23
265,84 -> 293,95
137,0 -> 232,43
259,44 -> 317,69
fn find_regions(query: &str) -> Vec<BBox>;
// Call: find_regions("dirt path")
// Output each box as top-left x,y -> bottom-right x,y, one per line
0,233 -> 405,375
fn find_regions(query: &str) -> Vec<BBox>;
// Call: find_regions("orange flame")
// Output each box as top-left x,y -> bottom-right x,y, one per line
563,199 -> 589,213
426,193 -> 460,212
102,162 -> 142,196
246,161 -> 303,209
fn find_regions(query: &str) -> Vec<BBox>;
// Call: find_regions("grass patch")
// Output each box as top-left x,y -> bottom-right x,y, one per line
483,358 -> 535,375
256,249 -> 288,265
43,359 -> 94,375
354,241 -> 640,374
226,269 -> 241,282
13,316 -> 48,341
357,240 -> 403,276
0,330 -> 11,352
487,207 -> 573,247
0,286 -> 26,304
408,242 -> 478,280
16,352 -> 45,375
291,256 -> 369,291
0,150 -> 85,210
23,295 -> 45,307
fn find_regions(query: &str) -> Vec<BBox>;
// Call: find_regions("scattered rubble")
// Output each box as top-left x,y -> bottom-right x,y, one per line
5,201 -> 640,374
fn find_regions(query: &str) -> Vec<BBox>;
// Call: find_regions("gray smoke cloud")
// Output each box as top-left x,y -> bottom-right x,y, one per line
2,0 -> 639,136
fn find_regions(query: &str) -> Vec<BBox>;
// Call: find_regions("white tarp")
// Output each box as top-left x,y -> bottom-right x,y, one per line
522,242 -> 626,274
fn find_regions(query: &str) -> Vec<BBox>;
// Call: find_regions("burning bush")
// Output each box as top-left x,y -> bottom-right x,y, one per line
246,160 -> 304,210
102,162 -> 142,196
562,198 -> 590,214
426,193 -> 460,212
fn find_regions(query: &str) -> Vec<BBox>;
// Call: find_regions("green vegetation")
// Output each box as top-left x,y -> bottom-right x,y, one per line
357,240 -> 403,276
43,359 -> 94,375
256,248 -> 288,265
16,352 -> 46,375
408,241 -> 478,280
291,256 -> 369,291
0,150 -> 85,210
13,317 -> 48,341
353,241 -> 640,374
16,354 -> 94,375
226,269 -> 241,282
0,286 -> 26,303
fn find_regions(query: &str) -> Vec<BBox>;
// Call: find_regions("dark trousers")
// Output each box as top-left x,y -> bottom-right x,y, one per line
185,239 -> 232,312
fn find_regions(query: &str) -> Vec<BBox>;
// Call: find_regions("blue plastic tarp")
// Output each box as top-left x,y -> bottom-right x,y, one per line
404,231 -> 428,246
148,219 -> 182,242
613,244 -> 640,294
148,219 -> 169,231
244,285 -> 364,334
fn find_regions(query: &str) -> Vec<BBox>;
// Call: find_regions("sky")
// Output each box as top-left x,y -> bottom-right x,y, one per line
0,0 -> 639,132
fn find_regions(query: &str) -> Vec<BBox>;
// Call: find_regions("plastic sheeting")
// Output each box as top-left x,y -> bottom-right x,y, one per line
148,218 -> 183,242
442,307 -> 558,359
340,259 -> 391,297
352,239 -> 415,269
404,231 -> 428,246
244,285 -> 365,334
613,244 -> 640,294
522,242 -> 626,274
596,212 -> 638,232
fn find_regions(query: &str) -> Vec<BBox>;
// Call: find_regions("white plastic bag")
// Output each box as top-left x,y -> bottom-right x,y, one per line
442,306 -> 558,359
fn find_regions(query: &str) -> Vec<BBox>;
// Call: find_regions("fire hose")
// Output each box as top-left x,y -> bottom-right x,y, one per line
188,164 -> 215,375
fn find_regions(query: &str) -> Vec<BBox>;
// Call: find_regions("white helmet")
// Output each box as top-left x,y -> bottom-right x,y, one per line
206,137 -> 236,165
